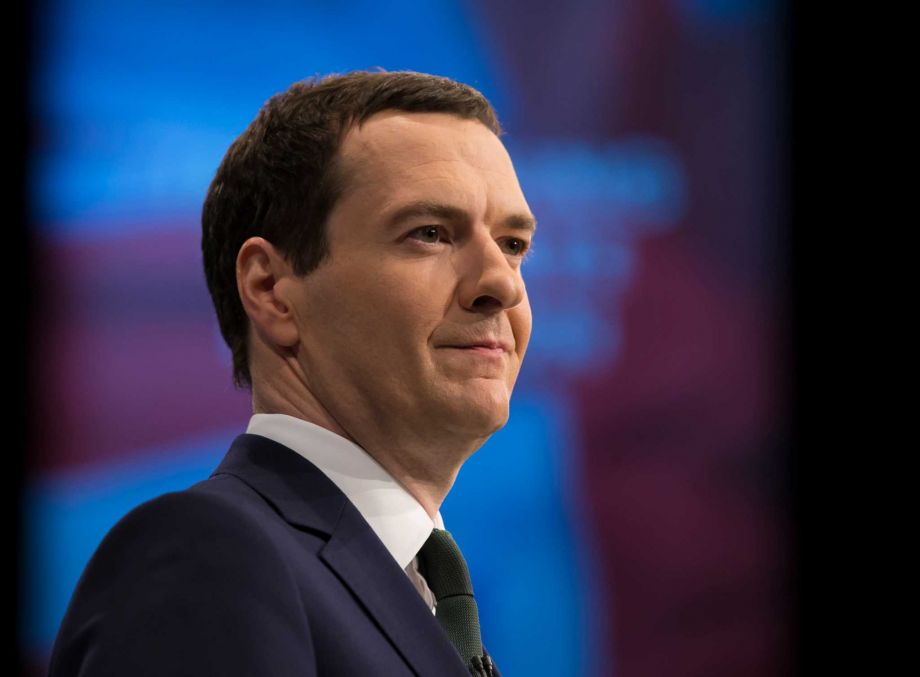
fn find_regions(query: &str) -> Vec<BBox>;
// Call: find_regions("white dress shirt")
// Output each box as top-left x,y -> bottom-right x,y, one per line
246,413 -> 440,611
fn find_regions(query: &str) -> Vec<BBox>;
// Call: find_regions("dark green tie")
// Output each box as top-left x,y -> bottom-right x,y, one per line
417,528 -> 493,675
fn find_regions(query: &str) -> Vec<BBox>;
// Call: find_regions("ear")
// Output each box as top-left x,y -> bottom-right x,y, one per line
236,237 -> 300,348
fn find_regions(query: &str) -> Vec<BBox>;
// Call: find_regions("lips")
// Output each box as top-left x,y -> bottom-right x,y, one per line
442,340 -> 512,353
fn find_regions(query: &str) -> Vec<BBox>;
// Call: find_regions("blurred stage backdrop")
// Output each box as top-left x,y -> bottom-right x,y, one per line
22,1 -> 789,675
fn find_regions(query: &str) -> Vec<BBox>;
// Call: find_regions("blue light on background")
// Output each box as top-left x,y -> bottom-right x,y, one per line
32,0 -> 506,231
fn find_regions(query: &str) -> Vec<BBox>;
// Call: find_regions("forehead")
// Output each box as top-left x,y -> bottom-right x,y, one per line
335,111 -> 528,214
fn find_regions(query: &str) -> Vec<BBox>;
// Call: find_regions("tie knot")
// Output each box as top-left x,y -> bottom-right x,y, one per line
417,528 -> 475,600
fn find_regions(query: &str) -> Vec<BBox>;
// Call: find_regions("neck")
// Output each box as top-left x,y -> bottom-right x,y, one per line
251,356 -> 485,521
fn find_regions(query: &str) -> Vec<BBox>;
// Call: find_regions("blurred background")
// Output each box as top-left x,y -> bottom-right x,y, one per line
17,0 -> 792,674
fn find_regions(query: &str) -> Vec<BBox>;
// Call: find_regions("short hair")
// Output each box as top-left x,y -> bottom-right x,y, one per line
201,71 -> 502,389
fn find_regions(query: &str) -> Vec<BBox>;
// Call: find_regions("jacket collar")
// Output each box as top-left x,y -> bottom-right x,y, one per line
211,434 -> 469,677
245,413 -> 444,569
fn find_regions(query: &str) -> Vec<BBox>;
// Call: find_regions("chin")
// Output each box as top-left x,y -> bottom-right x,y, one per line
453,393 -> 511,437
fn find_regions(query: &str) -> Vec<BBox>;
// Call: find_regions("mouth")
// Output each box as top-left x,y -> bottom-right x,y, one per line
439,341 -> 511,360
448,345 -> 505,357
445,338 -> 510,349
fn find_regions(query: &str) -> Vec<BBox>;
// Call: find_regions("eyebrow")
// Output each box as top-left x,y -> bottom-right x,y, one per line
384,200 -> 537,234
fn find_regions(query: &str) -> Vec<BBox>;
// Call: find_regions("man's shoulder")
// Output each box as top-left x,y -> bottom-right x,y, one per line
79,477 -> 285,583
109,472 -> 261,532
48,475 -> 324,676
102,469 -> 322,563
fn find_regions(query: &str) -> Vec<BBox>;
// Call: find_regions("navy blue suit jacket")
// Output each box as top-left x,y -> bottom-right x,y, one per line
49,433 -> 488,676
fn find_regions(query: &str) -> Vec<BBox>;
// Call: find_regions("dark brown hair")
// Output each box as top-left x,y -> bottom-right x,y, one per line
201,71 -> 502,389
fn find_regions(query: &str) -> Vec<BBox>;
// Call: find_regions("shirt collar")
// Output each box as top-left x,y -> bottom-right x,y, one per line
245,413 -> 443,569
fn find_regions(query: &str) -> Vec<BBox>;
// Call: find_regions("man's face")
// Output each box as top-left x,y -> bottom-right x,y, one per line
285,111 -> 534,448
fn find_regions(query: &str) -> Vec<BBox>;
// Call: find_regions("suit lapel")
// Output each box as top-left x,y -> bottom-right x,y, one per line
212,434 -> 469,677
319,501 -> 471,677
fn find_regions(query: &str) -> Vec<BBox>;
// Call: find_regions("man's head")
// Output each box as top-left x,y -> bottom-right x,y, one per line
202,71 -> 534,451
202,71 -> 504,389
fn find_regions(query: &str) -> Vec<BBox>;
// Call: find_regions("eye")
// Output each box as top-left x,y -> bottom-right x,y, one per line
408,225 -> 448,244
500,237 -> 530,257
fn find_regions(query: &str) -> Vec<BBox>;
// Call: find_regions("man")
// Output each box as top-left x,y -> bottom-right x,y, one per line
49,71 -> 535,676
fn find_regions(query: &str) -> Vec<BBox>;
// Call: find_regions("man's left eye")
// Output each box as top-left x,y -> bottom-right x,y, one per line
500,238 -> 529,256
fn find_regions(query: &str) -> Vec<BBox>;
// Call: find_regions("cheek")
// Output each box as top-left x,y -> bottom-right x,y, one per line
333,264 -> 445,346
299,267 -> 378,344
374,261 -> 454,315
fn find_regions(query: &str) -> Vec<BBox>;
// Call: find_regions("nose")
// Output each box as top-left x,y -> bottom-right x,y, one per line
456,232 -> 526,314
